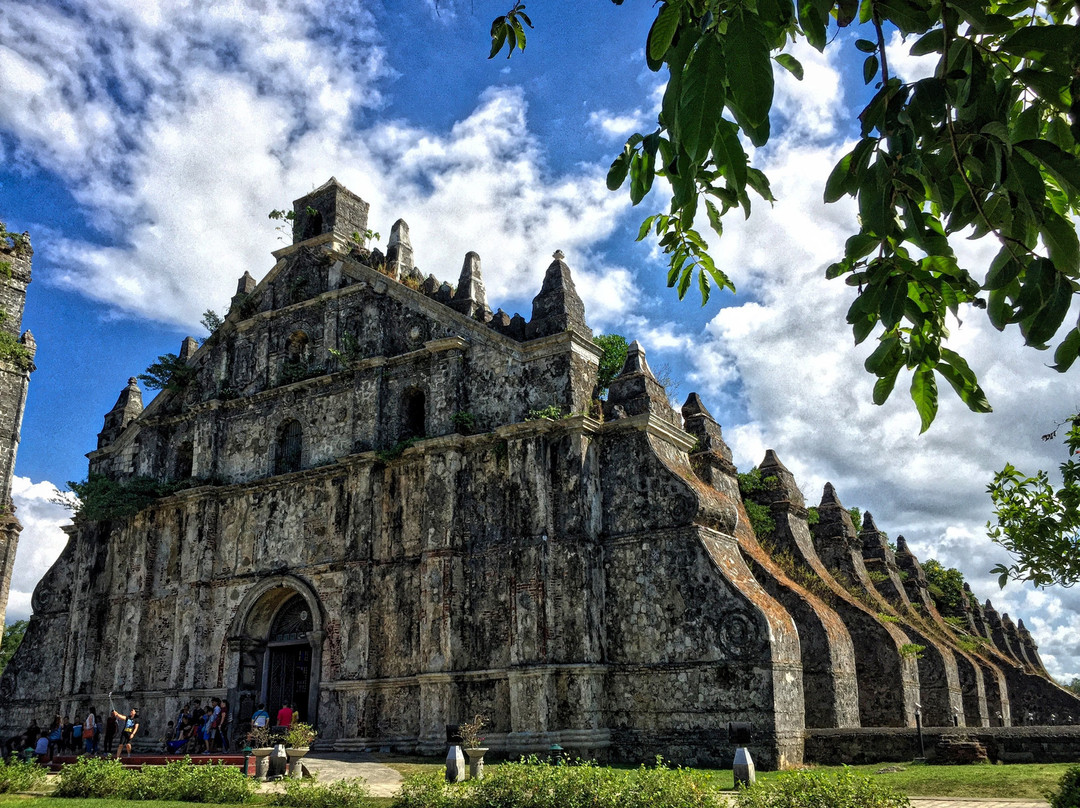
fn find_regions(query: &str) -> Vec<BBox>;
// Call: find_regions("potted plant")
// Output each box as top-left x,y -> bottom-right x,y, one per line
247,725 -> 277,778
283,722 -> 317,778
461,714 -> 489,780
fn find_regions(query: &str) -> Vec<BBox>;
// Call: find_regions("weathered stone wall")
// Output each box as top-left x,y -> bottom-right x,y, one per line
805,726 -> 1080,764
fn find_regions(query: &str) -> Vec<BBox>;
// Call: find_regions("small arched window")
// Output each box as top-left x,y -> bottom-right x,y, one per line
276,420 -> 303,475
270,595 -> 314,643
175,441 -> 194,480
401,389 -> 426,440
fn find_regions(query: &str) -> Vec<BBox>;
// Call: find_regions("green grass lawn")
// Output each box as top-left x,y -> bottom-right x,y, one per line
374,755 -> 1072,800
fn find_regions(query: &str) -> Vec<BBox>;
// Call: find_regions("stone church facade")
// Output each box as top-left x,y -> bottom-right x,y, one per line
0,179 -> 1076,767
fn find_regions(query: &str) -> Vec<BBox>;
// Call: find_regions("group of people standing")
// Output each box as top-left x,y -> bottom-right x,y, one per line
165,697 -> 232,754
9,705 -> 139,762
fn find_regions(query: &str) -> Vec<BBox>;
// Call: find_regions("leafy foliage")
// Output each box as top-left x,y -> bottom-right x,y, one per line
736,768 -> 910,808
201,309 -> 224,334
487,2 -> 533,60
988,416 -> 1080,587
922,558 -> 967,612
848,507 -> 864,533
0,754 -> 46,793
0,331 -> 33,371
282,721 -> 318,748
452,411 -> 477,434
738,467 -> 779,538
65,474 -> 208,522
55,756 -> 256,802
899,642 -> 926,659
0,620 -> 27,675
491,0 -> 1080,428
139,353 -> 195,392
274,777 -> 375,808
526,404 -> 567,420
393,756 -> 725,808
1046,765 -> 1080,808
594,333 -> 629,397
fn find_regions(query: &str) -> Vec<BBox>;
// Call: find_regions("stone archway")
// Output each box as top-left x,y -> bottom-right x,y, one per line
226,576 -> 325,729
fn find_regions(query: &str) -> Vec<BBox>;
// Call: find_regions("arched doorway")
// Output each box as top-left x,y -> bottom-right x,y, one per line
227,577 -> 324,728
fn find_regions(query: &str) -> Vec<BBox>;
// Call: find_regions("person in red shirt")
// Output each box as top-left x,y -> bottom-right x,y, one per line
275,704 -> 293,727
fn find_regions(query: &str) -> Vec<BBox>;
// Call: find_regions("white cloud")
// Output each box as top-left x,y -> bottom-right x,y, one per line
0,1 -> 632,331
7,477 -> 71,623
587,109 -> 645,140
885,30 -> 939,83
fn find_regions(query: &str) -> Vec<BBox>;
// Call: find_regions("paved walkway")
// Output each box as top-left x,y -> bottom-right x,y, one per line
289,752 -> 403,797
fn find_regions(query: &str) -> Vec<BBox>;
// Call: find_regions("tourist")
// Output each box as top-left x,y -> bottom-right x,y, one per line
276,702 -> 293,727
83,707 -> 97,756
220,698 -> 231,751
34,730 -> 49,764
103,712 -> 117,755
46,714 -> 62,758
111,706 -> 140,759
251,703 -> 270,730
161,721 -> 174,753
290,703 -> 300,724
60,715 -> 73,754
71,718 -> 82,755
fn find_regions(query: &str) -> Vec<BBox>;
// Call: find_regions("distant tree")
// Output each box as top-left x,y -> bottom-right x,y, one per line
922,558 -> 967,613
0,620 -> 27,674
594,333 -> 629,398
1067,677 -> 1080,696
489,0 -> 1080,430
988,415 -> 1080,588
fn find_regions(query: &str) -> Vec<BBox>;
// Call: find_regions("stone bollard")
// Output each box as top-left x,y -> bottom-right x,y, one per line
268,744 -> 287,780
445,724 -> 465,783
728,722 -> 756,787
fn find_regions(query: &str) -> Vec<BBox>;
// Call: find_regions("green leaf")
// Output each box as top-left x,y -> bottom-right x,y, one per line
1001,25 -> 1080,60
488,23 -> 509,59
910,29 -> 944,56
1041,210 -> 1080,276
677,34 -> 726,162
1017,139 -> 1080,197
863,53 -> 879,85
724,10 -> 774,129
1052,327 -> 1080,371
910,367 -> 938,433
636,215 -> 657,242
873,364 -> 901,405
647,3 -> 681,65
705,199 -> 724,237
880,277 -> 909,329
855,39 -> 877,53
607,152 -> 631,191
775,53 -> 804,80
824,152 -> 854,203
712,120 -> 748,191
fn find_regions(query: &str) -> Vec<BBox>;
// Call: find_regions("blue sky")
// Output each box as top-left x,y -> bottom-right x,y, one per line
2,0 -> 1079,683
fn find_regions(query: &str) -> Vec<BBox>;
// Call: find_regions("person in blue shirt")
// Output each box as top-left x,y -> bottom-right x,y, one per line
111,707 -> 139,760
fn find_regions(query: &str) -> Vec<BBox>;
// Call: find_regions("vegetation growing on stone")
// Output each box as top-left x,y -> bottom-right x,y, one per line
737,467 -> 779,539
0,330 -> 33,371
922,559 -> 967,614
0,619 -> 26,675
593,333 -> 629,397
139,353 -> 195,392
65,474 -> 208,521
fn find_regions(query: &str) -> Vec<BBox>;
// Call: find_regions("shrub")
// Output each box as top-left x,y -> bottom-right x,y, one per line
274,777 -> 374,808
0,755 -> 47,793
55,757 -> 256,802
1047,765 -> 1080,808
55,757 -> 131,798
283,721 -> 318,748
736,769 -> 910,808
391,757 -> 724,808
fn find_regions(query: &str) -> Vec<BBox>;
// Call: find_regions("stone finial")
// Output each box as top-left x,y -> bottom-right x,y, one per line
553,249 -> 565,260
387,219 -> 414,279
451,252 -> 491,320
19,330 -> 36,357
895,534 -> 911,554
810,483 -> 862,575
620,340 -> 652,376
421,274 -> 439,296
236,271 -> 257,296
526,254 -> 591,339
97,377 -> 144,449
892,534 -> 934,611
605,340 -> 677,423
491,309 -> 511,328
508,313 -> 527,340
179,336 -> 199,362
755,450 -> 806,509
435,282 -> 453,304
680,392 -> 733,462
